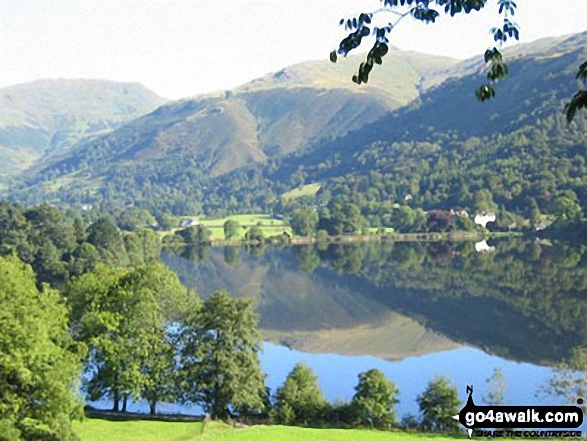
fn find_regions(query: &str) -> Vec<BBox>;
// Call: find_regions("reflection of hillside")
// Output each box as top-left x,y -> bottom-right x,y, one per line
262,312 -> 459,360
162,240 -> 587,366
161,248 -> 460,359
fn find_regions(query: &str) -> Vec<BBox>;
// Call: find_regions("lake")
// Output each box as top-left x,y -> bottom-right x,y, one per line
90,239 -> 587,417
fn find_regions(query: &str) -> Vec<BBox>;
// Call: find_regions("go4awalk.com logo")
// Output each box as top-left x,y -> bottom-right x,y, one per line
453,386 -> 584,438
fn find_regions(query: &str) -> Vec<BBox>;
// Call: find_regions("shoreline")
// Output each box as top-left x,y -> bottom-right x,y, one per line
164,231 -> 521,248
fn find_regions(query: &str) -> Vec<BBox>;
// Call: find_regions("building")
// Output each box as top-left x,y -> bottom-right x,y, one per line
474,213 -> 496,227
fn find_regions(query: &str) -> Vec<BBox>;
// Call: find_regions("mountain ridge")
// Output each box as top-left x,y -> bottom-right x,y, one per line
0,78 -> 166,176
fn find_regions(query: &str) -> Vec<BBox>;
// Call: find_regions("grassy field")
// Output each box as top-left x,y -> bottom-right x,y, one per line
176,214 -> 292,240
74,419 -> 462,441
281,183 -> 321,200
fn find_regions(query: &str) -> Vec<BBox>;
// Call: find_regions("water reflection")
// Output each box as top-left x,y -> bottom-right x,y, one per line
162,239 -> 587,366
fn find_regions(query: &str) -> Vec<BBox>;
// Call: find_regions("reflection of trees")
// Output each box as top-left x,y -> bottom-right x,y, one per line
181,244 -> 210,263
313,240 -> 587,364
163,239 -> 587,365
291,246 -> 320,275
223,246 -> 240,266
245,243 -> 266,257
542,346 -> 587,412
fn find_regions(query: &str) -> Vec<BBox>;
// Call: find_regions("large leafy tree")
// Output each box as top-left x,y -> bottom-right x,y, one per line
289,207 -> 319,236
178,290 -> 266,419
416,376 -> 461,432
273,363 -> 329,426
68,262 -> 189,413
0,256 -> 82,441
86,216 -> 129,267
351,369 -> 399,428
330,0 -> 586,121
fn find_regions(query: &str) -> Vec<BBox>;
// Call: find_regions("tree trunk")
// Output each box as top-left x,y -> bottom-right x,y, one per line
112,388 -> 120,412
149,398 -> 157,415
122,394 -> 128,413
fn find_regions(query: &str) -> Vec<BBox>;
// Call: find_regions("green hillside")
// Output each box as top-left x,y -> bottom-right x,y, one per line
9,49 -> 456,201
0,79 -> 165,175
7,33 -> 587,223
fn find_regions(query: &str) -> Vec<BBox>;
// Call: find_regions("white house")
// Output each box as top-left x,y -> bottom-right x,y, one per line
474,213 -> 496,227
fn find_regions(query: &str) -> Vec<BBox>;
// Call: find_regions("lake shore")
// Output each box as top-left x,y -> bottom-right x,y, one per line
203,230 -> 520,247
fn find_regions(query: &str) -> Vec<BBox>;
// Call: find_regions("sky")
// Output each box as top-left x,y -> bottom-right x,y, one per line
0,0 -> 585,99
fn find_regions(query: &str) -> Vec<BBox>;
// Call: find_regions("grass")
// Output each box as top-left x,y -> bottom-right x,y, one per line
281,183 -> 321,200
74,418 -> 463,441
74,418 -> 204,441
172,214 -> 292,240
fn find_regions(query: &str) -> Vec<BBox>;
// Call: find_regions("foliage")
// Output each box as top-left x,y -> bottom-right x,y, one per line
273,363 -> 329,426
178,291 -> 266,419
245,225 -> 265,242
330,0 -> 584,121
0,256 -> 83,441
289,207 -> 319,236
0,203 -> 162,288
68,262 -> 189,414
351,369 -> 399,429
223,219 -> 240,239
417,376 -> 461,432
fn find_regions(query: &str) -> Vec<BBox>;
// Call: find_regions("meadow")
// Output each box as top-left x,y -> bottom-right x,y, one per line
74,418 -> 463,441
177,214 -> 292,240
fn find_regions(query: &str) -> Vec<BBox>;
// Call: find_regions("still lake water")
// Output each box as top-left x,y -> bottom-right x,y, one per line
90,239 -> 587,416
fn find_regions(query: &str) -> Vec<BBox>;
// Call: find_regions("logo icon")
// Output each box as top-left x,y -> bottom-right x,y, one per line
453,385 -> 584,438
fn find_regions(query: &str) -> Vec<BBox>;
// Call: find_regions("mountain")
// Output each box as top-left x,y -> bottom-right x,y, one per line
0,79 -> 165,176
8,50 -> 456,203
7,33 -> 587,219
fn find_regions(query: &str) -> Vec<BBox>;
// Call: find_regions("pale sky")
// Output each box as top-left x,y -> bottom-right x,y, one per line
0,0 -> 585,99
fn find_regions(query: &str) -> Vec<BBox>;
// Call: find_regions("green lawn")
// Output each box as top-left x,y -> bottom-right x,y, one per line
74,419 -> 463,441
281,183 -> 322,200
74,418 -> 204,441
175,214 -> 292,240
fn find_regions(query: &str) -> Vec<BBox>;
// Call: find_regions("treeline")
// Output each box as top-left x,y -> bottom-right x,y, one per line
0,202 -> 160,288
269,363 -> 462,431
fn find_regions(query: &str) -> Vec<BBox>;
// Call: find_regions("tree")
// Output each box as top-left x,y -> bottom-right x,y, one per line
273,363 -> 329,426
68,242 -> 100,277
116,263 -> 191,414
351,369 -> 399,428
0,256 -> 82,441
177,225 -> 212,244
552,195 -> 583,222
417,376 -> 461,432
244,225 -> 265,242
179,290 -> 266,419
290,207 -> 319,236
483,367 -> 507,405
329,0 -> 585,121
223,219 -> 240,239
155,213 -> 176,230
86,216 -> 129,266
68,262 -> 189,414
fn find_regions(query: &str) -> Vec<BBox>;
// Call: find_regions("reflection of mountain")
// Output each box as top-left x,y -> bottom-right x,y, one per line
162,240 -> 587,366
161,249 -> 459,360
